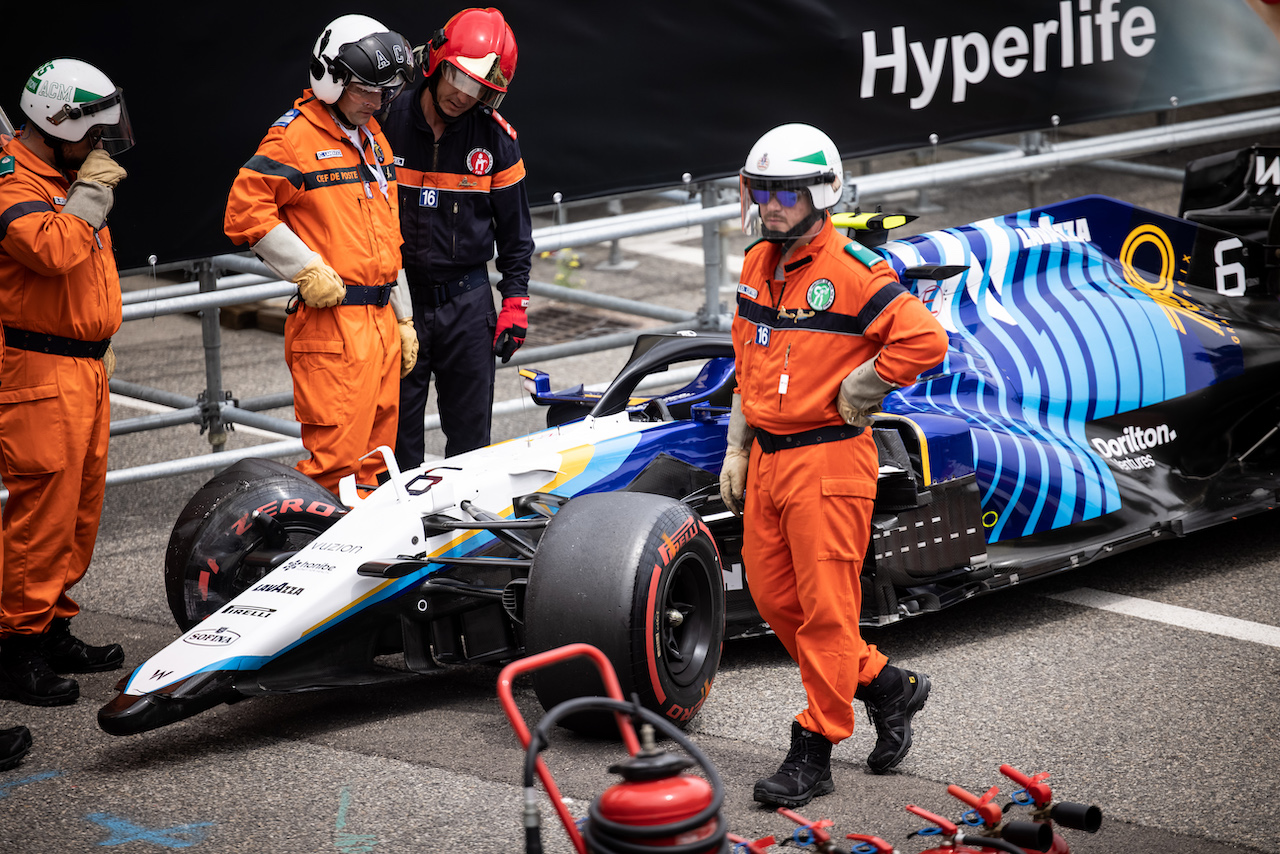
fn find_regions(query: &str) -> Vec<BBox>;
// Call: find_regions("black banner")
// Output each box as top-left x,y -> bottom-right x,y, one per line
5,1 -> 1280,269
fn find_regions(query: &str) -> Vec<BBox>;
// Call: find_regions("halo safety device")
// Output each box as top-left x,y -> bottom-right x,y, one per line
740,123 -> 843,240
309,14 -> 415,106
20,58 -> 135,155
422,7 -> 518,110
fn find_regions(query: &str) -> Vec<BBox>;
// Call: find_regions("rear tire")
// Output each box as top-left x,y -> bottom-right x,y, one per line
524,492 -> 725,732
164,458 -> 345,631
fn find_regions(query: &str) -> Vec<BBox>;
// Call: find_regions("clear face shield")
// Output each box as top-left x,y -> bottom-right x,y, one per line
48,88 -> 136,155
0,106 -> 15,146
339,35 -> 414,107
344,79 -> 408,111
440,62 -> 505,109
739,171 -> 826,234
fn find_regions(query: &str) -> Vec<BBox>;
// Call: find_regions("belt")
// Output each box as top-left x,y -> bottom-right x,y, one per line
409,267 -> 489,309
286,283 -> 394,314
340,283 -> 394,307
754,424 -> 862,454
2,326 -> 111,359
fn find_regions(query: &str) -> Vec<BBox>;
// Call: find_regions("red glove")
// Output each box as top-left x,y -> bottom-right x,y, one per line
493,296 -> 528,363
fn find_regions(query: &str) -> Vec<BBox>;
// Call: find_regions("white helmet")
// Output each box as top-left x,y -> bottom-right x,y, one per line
308,14 -> 414,106
20,58 -> 134,154
740,123 -> 843,238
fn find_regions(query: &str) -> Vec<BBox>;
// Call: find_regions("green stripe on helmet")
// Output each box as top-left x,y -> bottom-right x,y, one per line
791,150 -> 828,166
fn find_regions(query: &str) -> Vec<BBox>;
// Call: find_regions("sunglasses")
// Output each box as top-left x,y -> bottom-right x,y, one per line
750,187 -> 801,208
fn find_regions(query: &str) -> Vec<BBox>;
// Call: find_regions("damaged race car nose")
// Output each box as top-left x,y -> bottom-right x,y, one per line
98,669 -> 243,736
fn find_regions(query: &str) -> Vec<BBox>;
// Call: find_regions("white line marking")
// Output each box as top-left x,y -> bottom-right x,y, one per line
1048,587 -> 1280,648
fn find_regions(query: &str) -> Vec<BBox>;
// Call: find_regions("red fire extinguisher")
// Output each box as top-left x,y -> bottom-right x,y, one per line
497,643 -> 727,854
588,724 -> 722,852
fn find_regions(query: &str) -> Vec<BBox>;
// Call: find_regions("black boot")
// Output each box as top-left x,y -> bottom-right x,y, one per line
43,617 -> 124,673
0,726 -> 33,771
0,635 -> 79,706
856,665 -> 931,774
753,720 -> 835,808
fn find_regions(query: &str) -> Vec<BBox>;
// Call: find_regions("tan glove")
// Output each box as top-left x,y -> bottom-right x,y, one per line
76,149 -> 127,188
718,394 -> 754,517
397,317 -> 419,378
837,358 -> 897,428
294,257 -> 346,308
102,344 -> 116,380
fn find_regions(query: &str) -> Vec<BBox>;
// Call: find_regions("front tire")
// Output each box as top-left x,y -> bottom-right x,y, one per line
524,492 -> 725,731
164,458 -> 345,631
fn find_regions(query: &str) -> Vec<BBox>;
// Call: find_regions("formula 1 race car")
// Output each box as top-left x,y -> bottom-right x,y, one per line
100,144 -> 1280,737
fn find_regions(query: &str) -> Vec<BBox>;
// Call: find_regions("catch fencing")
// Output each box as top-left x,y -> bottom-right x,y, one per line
41,104 -> 1280,494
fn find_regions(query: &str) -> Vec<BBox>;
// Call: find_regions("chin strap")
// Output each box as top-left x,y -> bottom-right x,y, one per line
762,208 -> 828,245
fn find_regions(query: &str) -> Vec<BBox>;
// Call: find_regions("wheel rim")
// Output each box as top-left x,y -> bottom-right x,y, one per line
187,522 -> 326,622
660,551 -> 718,687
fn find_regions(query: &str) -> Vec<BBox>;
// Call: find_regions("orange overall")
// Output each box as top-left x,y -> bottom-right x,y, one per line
224,93 -> 403,492
0,140 -> 119,637
731,218 -> 947,741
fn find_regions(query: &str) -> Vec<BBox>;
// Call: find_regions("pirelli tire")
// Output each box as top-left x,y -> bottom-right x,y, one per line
524,492 -> 726,732
164,458 -> 346,631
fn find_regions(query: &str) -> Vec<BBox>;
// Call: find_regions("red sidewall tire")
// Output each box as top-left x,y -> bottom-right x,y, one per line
525,492 -> 725,732
164,458 -> 345,631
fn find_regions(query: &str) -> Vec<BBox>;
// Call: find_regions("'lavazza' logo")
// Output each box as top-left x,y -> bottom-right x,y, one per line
1016,215 -> 1091,249
1092,423 -> 1176,471
860,2 -> 1157,109
252,581 -> 304,596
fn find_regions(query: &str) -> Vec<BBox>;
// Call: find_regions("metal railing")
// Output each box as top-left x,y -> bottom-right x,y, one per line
87,104 -> 1280,490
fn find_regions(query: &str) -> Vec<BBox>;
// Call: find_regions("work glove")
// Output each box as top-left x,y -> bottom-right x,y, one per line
294,257 -> 347,308
61,180 -> 113,228
389,270 -> 417,377
718,394 -> 753,517
397,317 -> 419,378
102,344 -> 116,380
493,296 -> 529,363
837,357 -> 897,428
76,149 -> 127,188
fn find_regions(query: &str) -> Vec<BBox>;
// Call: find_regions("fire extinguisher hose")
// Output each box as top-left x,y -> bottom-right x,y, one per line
524,695 -> 729,854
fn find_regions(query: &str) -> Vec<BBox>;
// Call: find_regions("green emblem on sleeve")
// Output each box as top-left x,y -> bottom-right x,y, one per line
0,155 -> 14,177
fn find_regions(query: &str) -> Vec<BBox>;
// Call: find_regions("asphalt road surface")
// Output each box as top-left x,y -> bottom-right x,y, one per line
3,97 -> 1280,853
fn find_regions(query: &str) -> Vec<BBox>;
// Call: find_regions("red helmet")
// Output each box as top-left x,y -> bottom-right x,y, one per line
423,7 -> 517,109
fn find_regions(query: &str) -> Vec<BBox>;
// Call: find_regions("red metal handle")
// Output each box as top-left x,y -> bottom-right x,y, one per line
727,832 -> 778,854
496,643 -> 643,854
777,808 -> 834,845
1000,763 -> 1054,807
906,804 -> 958,835
847,832 -> 898,853
497,642 -> 641,754
946,784 -> 1003,826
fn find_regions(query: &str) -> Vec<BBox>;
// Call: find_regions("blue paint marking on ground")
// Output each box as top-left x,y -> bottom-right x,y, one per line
0,770 -> 62,798
87,812 -> 215,849
333,786 -> 379,853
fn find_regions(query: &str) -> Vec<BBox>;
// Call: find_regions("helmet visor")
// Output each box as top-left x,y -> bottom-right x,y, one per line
94,96 -> 135,155
47,88 -> 135,154
0,106 -> 14,146
739,171 -> 830,233
441,62 -> 505,109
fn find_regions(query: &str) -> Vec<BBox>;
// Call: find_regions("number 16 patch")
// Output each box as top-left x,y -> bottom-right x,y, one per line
420,187 -> 439,208
755,324 -> 771,347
